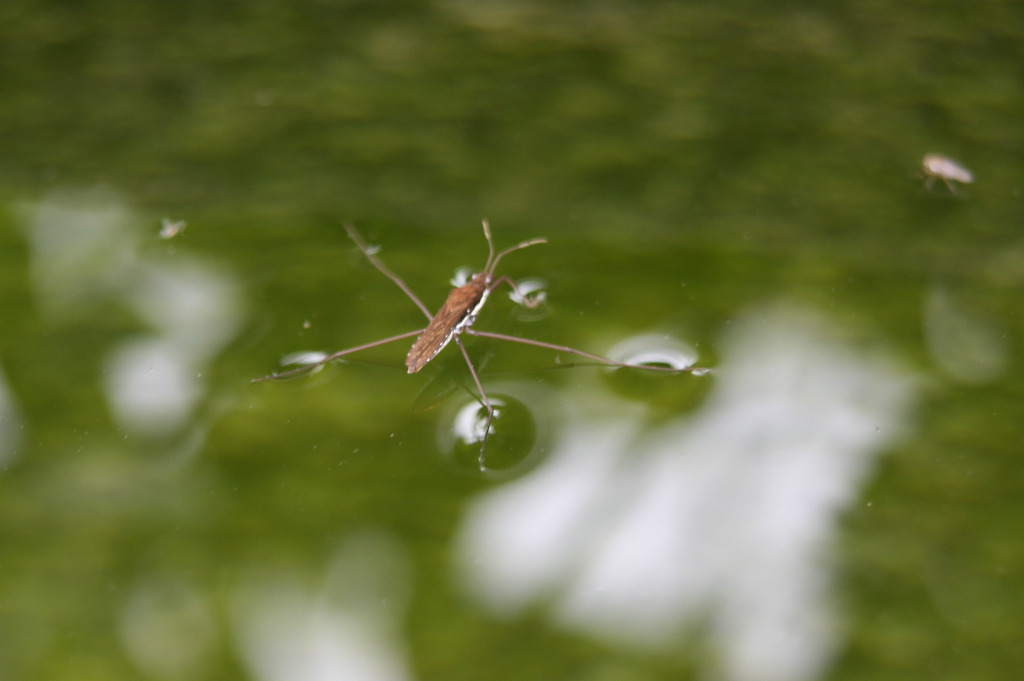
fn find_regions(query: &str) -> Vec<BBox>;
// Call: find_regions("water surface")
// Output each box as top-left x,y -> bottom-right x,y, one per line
1,3 -> 1022,680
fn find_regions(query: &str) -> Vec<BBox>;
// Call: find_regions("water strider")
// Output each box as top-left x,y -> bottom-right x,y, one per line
254,221 -> 704,468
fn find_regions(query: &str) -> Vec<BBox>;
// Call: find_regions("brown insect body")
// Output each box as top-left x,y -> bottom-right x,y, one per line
401,220 -> 545,375
406,272 -> 491,373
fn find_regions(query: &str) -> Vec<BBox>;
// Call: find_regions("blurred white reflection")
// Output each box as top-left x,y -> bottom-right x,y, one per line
233,531 -> 414,681
17,187 -> 138,321
103,337 -> 202,436
924,285 -> 1008,384
19,188 -> 243,438
0,364 -> 21,466
103,259 -> 243,436
457,305 -> 915,681
119,574 -> 217,680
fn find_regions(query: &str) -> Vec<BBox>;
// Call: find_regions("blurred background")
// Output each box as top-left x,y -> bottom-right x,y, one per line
1,1 -> 1022,680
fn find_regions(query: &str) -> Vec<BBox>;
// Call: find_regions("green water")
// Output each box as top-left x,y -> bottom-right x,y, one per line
1,2 -> 1022,680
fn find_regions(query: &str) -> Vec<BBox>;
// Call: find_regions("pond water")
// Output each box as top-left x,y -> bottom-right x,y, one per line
2,3 -> 1022,680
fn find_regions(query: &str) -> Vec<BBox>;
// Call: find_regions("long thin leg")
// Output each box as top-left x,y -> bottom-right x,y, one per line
455,335 -> 496,472
252,328 -> 425,382
344,224 -> 434,321
466,330 -> 702,373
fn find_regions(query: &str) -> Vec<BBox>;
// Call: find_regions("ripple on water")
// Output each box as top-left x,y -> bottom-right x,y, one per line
437,386 -> 552,479
601,333 -> 709,406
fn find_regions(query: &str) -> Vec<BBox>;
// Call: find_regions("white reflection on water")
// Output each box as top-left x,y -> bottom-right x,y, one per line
605,332 -> 699,370
18,187 -> 137,321
102,258 -> 243,436
456,304 -> 915,681
19,188 -> 243,439
104,338 -> 202,435
0,364 -> 21,466
119,574 -> 217,680
924,285 -> 1008,384
232,531 -> 414,681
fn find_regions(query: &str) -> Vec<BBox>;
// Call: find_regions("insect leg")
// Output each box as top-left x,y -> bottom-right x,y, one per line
344,224 -> 434,321
455,335 -> 497,471
467,329 -> 703,373
252,328 -> 425,382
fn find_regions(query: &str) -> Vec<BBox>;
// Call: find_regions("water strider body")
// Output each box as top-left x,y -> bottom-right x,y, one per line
403,223 -> 545,373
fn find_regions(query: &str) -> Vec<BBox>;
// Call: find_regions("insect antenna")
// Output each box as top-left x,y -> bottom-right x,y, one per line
481,220 -> 546,276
